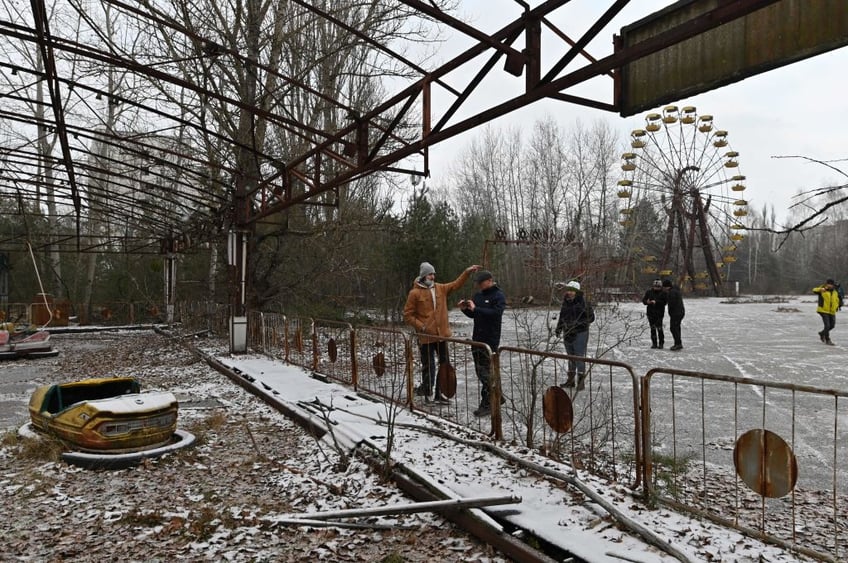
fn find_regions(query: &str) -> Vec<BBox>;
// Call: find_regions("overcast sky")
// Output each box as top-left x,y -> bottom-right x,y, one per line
411,1 -> 848,226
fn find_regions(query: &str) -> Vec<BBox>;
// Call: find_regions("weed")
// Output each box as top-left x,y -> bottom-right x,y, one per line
120,508 -> 163,527
1,429 -> 19,447
17,433 -> 64,463
184,409 -> 228,447
189,506 -> 220,540
647,450 -> 695,506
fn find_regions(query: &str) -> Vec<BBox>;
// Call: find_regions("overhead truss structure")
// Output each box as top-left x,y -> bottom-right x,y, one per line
0,0 -> 783,254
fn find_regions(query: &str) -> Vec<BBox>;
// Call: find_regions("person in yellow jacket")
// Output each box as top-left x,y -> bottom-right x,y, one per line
404,261 -> 481,403
813,278 -> 840,345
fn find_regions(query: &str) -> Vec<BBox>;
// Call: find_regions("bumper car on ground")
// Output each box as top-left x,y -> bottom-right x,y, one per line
0,325 -> 59,360
26,376 -> 180,453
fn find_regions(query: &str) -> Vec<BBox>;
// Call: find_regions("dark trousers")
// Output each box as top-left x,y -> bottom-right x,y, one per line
419,341 -> 448,394
669,315 -> 684,347
820,313 -> 836,341
471,347 -> 492,407
648,316 -> 664,347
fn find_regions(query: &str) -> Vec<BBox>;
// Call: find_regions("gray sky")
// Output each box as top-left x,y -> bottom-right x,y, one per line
414,1 -> 848,226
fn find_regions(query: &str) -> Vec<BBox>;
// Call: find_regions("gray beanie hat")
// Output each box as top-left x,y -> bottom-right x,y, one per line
419,262 -> 435,278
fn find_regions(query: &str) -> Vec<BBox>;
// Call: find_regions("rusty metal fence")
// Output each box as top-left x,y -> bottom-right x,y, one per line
642,367 -> 848,562
352,326 -> 412,406
175,303 -> 848,561
498,347 -> 642,488
403,336 -> 494,435
312,319 -> 354,385
177,302 -> 228,336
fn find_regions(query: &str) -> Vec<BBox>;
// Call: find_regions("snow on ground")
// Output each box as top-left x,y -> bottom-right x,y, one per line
206,295 -> 826,563
2,295 -> 839,561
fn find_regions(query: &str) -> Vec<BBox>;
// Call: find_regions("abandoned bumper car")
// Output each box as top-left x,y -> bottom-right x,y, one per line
0,323 -> 59,360
20,376 -> 194,467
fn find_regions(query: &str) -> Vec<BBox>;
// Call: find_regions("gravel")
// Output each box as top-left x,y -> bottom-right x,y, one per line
0,331 -> 507,562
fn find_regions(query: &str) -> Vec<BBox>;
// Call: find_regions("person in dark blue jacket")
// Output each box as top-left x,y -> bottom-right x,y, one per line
460,270 -> 506,417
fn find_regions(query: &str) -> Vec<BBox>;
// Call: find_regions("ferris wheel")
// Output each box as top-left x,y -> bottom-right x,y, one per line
617,105 -> 748,295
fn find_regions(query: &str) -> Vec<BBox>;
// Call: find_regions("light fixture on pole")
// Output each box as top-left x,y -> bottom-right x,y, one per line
227,229 -> 237,266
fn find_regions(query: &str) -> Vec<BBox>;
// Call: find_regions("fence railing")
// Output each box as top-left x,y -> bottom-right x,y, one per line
351,326 -> 413,406
5,300 -> 166,326
177,303 -> 846,561
642,367 -> 848,562
177,302 -> 228,336
499,346 -> 642,489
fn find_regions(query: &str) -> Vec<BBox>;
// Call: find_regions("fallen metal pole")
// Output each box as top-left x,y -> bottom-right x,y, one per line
270,517 -> 409,530
287,495 -> 521,521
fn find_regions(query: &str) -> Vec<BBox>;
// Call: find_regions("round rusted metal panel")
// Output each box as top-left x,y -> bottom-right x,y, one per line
543,386 -> 573,434
372,352 -> 386,377
327,338 -> 338,362
437,363 -> 457,398
733,428 -> 798,499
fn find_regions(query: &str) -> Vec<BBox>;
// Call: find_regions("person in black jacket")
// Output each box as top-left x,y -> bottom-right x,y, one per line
662,279 -> 685,350
642,279 -> 667,349
555,280 -> 593,389
460,270 -> 506,417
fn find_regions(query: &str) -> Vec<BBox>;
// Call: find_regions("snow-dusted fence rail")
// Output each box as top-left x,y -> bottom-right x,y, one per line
642,367 -> 848,562
177,302 -> 228,336
284,316 -> 314,367
351,326 -> 412,405
247,311 -> 287,360
498,346 -> 642,489
404,336 -> 493,434
312,319 -> 354,385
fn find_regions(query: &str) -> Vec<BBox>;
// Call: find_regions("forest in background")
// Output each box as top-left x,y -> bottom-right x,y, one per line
3,114 -> 847,323
0,1 -> 845,323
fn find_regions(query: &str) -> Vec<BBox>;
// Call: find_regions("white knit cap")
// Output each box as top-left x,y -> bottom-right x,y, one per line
565,280 -> 581,291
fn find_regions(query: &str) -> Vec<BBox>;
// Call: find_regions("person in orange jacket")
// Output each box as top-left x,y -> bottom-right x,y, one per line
404,261 -> 480,403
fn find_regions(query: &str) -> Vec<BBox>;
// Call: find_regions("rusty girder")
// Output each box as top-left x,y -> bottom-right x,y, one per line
0,0 -> 785,253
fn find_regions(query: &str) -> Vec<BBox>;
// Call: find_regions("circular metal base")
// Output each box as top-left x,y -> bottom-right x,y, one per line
18,423 -> 195,470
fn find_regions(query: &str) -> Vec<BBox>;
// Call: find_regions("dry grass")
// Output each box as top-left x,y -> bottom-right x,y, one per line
16,432 -> 65,463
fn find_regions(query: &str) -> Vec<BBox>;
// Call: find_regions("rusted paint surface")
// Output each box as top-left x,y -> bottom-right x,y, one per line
437,363 -> 457,398
327,338 -> 337,363
733,428 -> 798,498
372,351 -> 386,377
543,386 -> 573,434
618,0 -> 848,115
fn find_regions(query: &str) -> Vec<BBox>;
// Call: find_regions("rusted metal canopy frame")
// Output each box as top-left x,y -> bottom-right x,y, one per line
1,0 -> 785,250
0,107 -> 230,242
254,0 -> 573,220
251,0 -> 782,225
0,40 -> 245,246
28,0 -> 81,224
3,0 -> 430,246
